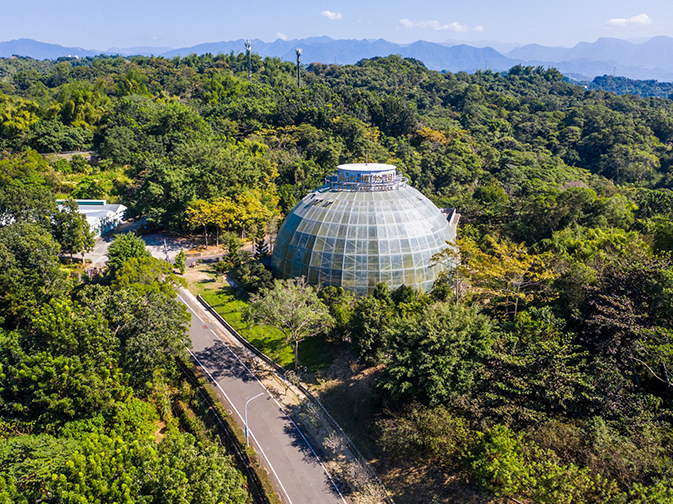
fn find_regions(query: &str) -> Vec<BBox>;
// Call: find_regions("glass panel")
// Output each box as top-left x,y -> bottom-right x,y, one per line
380,255 -> 392,271
321,253 -> 333,268
331,269 -> 343,284
353,270 -> 367,285
332,254 -> 344,270
314,236 -> 326,252
319,268 -> 331,284
389,238 -> 401,253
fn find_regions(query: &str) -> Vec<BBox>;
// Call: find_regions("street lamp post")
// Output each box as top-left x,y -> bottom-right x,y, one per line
244,392 -> 264,447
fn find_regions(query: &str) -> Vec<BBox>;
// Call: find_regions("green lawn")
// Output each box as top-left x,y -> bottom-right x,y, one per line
199,284 -> 335,373
201,287 -> 294,367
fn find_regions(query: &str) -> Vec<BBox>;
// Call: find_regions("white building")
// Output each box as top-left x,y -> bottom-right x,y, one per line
57,200 -> 127,237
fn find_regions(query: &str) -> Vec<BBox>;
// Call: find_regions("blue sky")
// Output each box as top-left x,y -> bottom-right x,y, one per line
3,0 -> 672,49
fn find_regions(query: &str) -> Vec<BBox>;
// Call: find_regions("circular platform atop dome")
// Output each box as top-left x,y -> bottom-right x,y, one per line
337,162 -> 396,173
328,163 -> 405,192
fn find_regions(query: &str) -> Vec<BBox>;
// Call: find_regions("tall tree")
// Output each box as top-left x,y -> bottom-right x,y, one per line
0,221 -> 65,327
245,277 -> 333,372
51,199 -> 95,262
379,302 -> 495,405
459,237 -> 556,318
106,233 -> 151,275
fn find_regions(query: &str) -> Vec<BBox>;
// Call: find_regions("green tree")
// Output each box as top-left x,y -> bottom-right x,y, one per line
175,248 -> 186,274
246,276 -> 333,372
106,233 -> 151,275
51,199 -> 95,262
0,221 -> 65,327
112,256 -> 186,297
350,294 -> 393,363
459,237 -> 556,318
379,302 -> 495,405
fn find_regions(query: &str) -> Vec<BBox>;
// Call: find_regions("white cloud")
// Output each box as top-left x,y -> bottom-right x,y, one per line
399,19 -> 468,32
321,10 -> 343,21
473,25 -> 484,32
606,13 -> 652,27
276,32 -> 288,41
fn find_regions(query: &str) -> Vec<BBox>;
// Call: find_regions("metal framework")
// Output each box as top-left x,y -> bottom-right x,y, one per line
273,164 -> 457,295
295,48 -> 302,88
245,40 -> 252,80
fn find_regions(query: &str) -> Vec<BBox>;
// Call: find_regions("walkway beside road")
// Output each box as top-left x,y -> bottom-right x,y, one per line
177,288 -> 347,504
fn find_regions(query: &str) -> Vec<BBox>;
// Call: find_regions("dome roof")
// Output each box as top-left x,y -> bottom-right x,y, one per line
272,163 -> 458,295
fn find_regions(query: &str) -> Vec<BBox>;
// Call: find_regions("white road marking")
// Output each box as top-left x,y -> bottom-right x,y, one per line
187,348 -> 294,504
205,328 -> 347,502
178,293 -> 205,324
181,293 -> 347,504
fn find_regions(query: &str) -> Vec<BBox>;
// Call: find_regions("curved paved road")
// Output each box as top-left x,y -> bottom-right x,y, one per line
178,289 -> 347,504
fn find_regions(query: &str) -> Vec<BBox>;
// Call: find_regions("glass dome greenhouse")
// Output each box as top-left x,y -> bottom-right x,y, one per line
272,163 -> 459,295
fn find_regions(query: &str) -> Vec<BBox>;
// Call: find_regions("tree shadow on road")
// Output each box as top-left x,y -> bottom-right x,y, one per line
281,399 -> 387,503
192,340 -> 258,384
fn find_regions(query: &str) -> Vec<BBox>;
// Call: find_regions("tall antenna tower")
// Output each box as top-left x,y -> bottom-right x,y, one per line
295,48 -> 302,88
245,39 -> 252,80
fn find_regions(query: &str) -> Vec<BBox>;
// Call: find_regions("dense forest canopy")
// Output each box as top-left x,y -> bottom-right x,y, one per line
588,75 -> 673,99
2,52 -> 673,502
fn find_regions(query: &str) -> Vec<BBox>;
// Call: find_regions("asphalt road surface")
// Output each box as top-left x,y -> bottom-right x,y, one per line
177,289 -> 347,504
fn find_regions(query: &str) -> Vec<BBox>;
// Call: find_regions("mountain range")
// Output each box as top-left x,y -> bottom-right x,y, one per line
3,36 -> 673,82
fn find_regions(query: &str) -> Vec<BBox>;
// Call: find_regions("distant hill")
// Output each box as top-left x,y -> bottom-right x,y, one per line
589,75 -> 673,98
105,46 -> 174,56
508,36 -> 673,81
4,36 -> 673,82
0,39 -> 100,59
162,37 -> 519,73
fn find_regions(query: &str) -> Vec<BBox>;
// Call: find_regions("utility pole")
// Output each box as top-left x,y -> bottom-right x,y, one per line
245,39 -> 252,80
295,48 -> 302,88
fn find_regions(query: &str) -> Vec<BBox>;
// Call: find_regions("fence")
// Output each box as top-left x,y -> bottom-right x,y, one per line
176,355 -> 278,504
196,294 -> 395,504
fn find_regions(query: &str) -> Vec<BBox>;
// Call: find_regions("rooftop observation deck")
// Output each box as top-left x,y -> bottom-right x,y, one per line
325,163 -> 408,192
